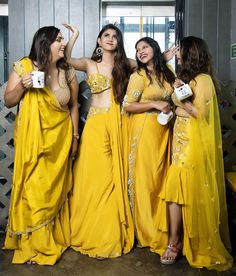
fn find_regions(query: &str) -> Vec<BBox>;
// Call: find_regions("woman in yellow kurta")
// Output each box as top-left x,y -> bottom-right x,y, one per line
3,26 -> 79,265
159,36 -> 233,271
64,23 -> 135,258
123,37 -> 175,249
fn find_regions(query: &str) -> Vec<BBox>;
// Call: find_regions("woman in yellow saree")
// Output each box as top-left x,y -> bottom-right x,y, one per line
123,37 -> 175,249
159,36 -> 233,271
64,23 -> 134,258
3,26 -> 79,265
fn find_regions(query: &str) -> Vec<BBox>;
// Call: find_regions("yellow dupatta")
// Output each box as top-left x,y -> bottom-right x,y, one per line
7,57 -> 73,235
183,74 -> 233,269
109,92 -> 134,251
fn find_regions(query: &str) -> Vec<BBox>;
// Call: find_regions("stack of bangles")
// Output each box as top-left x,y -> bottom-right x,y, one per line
73,133 -> 79,140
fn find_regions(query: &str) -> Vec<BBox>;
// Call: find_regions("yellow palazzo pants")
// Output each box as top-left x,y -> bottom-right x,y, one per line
70,104 -> 134,258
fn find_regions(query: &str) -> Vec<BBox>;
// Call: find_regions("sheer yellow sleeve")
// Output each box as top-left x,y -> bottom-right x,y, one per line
190,74 -> 214,118
122,72 -> 144,107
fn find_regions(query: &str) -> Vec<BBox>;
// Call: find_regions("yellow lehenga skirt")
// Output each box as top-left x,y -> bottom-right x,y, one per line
70,99 -> 134,258
158,116 -> 233,271
126,112 -> 171,248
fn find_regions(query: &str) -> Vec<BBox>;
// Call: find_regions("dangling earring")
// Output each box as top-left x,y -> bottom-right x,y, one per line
95,46 -> 103,58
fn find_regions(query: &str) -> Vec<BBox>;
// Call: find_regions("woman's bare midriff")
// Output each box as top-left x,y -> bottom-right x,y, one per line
91,89 -> 111,108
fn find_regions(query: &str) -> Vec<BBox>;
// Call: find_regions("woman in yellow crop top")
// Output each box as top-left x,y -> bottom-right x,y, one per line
63,23 -> 136,258
158,37 -> 233,271
3,26 -> 79,265
123,37 -> 175,251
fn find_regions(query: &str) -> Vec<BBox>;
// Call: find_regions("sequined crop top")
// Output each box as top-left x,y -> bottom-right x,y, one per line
86,63 -> 112,94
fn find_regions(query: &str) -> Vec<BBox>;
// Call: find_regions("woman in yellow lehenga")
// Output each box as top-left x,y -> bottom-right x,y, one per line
123,37 -> 175,249
63,23 -> 135,258
3,26 -> 79,265
158,36 -> 233,271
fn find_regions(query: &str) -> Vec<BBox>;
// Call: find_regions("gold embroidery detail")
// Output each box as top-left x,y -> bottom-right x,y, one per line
172,116 -> 190,165
122,94 -> 129,108
87,74 -> 112,94
133,90 -> 141,98
127,129 -> 141,213
87,106 -> 110,118
13,61 -> 26,79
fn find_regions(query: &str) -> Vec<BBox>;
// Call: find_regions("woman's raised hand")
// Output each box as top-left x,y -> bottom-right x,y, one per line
63,23 -> 79,37
163,44 -> 179,62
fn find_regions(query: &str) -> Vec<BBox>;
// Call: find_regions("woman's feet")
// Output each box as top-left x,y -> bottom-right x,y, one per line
96,257 -> 106,260
160,242 -> 182,265
26,260 -> 36,265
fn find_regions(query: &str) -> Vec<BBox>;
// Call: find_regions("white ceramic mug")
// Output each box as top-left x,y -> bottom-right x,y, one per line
174,83 -> 193,101
32,71 -> 45,88
157,111 -> 174,125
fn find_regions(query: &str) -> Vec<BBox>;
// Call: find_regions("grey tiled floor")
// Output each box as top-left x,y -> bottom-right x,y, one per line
1,234 -> 235,276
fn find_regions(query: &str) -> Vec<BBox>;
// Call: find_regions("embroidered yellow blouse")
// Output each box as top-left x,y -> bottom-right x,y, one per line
123,69 -> 173,107
87,73 -> 111,94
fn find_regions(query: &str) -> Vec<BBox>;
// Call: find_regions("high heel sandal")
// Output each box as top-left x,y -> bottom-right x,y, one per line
160,243 -> 182,265
26,260 -> 36,265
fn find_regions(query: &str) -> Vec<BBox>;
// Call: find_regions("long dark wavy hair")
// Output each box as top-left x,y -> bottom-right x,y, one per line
135,37 -> 175,87
28,26 -> 69,73
178,36 -> 219,91
91,24 -> 132,104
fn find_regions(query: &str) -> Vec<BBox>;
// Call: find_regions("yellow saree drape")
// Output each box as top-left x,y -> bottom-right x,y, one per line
3,58 -> 73,265
123,70 -> 172,248
70,91 -> 134,258
156,74 -> 233,271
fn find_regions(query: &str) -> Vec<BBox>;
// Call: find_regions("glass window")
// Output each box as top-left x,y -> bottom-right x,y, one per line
101,2 -> 175,69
